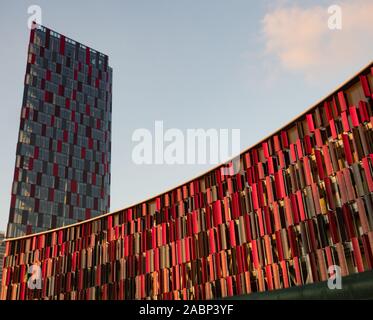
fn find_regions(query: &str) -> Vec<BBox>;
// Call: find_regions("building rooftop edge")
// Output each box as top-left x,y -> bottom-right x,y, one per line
33,22 -> 111,61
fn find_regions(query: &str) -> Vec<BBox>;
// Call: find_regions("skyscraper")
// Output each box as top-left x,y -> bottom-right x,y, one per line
6,23 -> 112,238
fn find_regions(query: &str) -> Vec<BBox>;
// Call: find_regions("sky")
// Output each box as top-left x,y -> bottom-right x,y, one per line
0,0 -> 372,232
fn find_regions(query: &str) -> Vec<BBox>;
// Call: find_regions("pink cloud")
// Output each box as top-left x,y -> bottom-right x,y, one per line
262,0 -> 373,82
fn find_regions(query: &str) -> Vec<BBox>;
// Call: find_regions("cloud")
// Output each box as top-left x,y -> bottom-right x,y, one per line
261,0 -> 373,83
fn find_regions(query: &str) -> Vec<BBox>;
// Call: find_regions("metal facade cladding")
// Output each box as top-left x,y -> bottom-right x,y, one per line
1,35 -> 373,299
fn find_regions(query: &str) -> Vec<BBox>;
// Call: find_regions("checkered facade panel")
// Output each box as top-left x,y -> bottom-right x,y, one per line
6,24 -> 112,238
0,232 -> 5,297
1,63 -> 373,300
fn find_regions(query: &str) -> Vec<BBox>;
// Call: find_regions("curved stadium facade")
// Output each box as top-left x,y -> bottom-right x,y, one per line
1,63 -> 373,300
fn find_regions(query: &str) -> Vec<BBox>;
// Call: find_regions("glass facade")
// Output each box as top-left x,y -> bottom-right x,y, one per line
6,23 -> 112,238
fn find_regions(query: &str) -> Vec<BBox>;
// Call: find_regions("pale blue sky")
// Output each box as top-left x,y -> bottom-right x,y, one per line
1,0 -> 372,232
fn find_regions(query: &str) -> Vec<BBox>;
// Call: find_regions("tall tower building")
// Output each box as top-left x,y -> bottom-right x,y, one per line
6,23 -> 112,238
